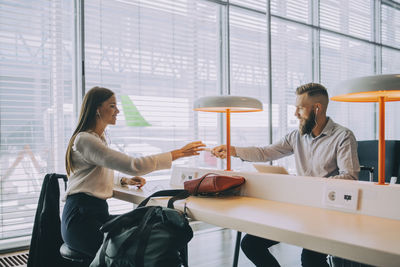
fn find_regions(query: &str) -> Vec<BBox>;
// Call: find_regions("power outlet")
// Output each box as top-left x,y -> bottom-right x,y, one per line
170,167 -> 202,187
179,171 -> 199,184
323,185 -> 359,211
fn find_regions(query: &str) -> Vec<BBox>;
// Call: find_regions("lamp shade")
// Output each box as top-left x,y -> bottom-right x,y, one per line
194,95 -> 262,171
331,74 -> 400,185
331,74 -> 400,102
194,96 -> 263,112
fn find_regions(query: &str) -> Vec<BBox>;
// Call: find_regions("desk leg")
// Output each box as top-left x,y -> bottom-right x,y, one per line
182,245 -> 188,267
233,231 -> 242,267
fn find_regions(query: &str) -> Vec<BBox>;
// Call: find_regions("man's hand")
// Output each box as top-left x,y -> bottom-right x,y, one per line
171,141 -> 206,160
121,176 -> 146,189
211,145 -> 236,159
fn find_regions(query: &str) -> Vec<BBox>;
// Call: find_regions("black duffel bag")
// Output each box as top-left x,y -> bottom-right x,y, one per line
90,189 -> 192,267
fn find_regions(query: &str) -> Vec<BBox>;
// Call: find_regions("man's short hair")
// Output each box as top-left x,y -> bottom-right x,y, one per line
296,83 -> 329,98
296,83 -> 329,108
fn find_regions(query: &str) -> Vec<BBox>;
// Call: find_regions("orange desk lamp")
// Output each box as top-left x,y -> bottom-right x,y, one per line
194,96 -> 263,171
331,74 -> 400,185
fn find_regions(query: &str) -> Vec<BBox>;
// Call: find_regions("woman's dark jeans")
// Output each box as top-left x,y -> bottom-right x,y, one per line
61,193 -> 114,257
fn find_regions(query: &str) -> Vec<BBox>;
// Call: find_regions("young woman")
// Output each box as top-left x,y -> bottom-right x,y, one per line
61,86 -> 205,257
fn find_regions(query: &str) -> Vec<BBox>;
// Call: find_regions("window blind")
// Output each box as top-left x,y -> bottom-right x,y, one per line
0,0 -> 73,243
382,2 -> 400,48
320,0 -> 373,40
228,6 -> 270,171
230,0 -> 267,13
270,17 -> 312,172
382,48 -> 400,74
271,0 -> 310,24
84,0 -> 221,212
320,31 -> 375,140
382,3 -> 400,140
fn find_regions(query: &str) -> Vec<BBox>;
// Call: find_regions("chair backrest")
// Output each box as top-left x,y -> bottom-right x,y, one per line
28,173 -> 70,267
357,140 -> 400,183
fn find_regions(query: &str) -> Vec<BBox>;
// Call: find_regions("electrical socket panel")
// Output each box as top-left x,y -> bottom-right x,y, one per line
179,171 -> 199,183
170,168 -> 200,187
322,185 -> 359,211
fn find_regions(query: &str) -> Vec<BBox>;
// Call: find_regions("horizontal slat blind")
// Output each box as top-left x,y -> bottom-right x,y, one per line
84,0 -> 220,202
320,0 -> 373,40
270,18 -> 312,172
271,0 -> 310,23
84,0 -> 221,212
382,48 -> 400,74
320,31 -> 375,140
382,46 -> 400,138
0,0 -> 73,240
381,2 -> 400,142
229,6 -> 270,170
230,0 -> 267,13
381,3 -> 400,48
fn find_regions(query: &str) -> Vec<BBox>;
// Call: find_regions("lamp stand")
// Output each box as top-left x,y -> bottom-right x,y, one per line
330,74 -> 400,185
193,96 -> 263,172
226,109 -> 231,171
378,96 -> 387,185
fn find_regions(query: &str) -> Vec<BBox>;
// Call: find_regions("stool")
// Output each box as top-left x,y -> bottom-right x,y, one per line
60,243 -> 93,266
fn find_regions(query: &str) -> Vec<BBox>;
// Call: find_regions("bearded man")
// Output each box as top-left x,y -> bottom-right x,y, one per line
211,82 -> 360,267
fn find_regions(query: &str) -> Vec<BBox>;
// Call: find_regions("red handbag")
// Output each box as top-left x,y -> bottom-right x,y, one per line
184,173 -> 245,196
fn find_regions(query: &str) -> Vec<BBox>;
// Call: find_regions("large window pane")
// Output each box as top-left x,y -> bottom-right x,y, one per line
382,48 -> 400,74
0,0 -> 73,242
320,0 -> 373,40
381,3 -> 400,49
320,32 -> 375,140
382,47 -> 400,139
84,0 -> 220,188
231,0 -> 267,13
271,19 -> 312,139
271,18 -> 312,172
271,0 -> 310,24
229,6 -> 270,170
382,8 -> 400,139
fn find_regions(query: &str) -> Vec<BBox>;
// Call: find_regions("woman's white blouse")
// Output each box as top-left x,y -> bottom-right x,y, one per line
64,131 -> 172,200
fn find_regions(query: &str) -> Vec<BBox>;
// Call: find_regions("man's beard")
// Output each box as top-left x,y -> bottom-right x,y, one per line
299,110 -> 316,135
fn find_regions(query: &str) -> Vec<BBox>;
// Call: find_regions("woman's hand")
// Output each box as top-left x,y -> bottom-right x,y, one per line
120,176 -> 146,189
171,141 -> 206,160
211,145 -> 237,159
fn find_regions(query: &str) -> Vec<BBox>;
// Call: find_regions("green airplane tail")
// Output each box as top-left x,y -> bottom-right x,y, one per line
120,95 -> 151,127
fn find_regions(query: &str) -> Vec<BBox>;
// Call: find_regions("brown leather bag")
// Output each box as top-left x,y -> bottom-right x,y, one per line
184,173 -> 245,196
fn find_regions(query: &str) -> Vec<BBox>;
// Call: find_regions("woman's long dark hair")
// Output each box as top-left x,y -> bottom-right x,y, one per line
65,86 -> 114,176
